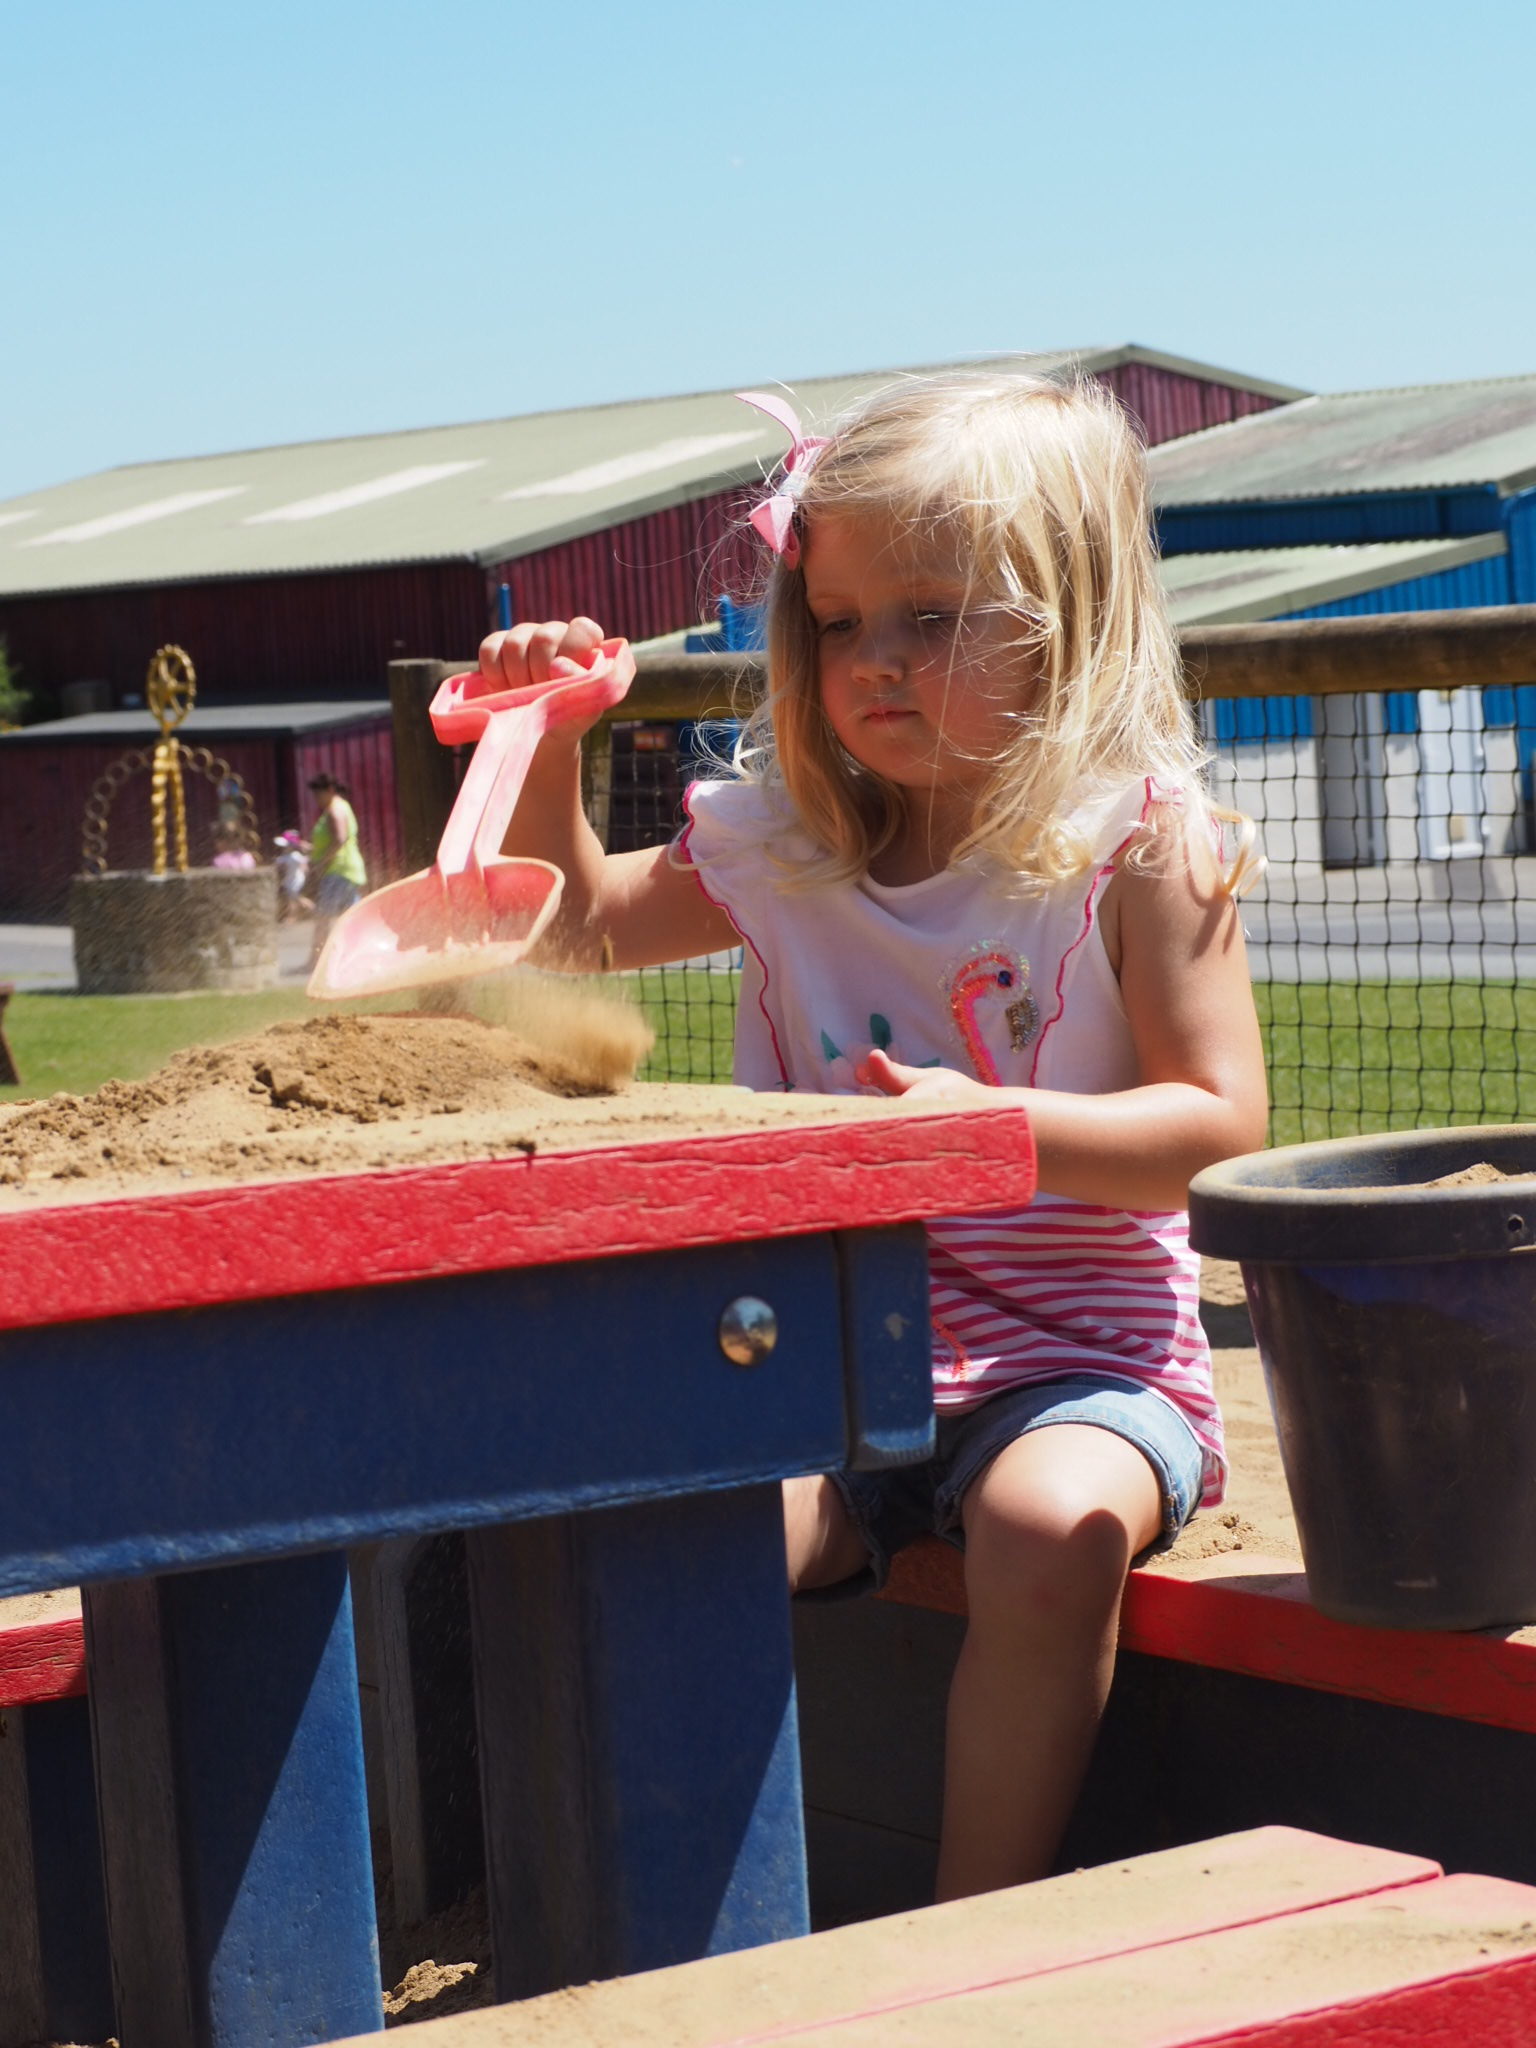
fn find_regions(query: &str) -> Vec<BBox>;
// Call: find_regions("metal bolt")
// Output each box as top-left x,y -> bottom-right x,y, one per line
719,1296 -> 778,1367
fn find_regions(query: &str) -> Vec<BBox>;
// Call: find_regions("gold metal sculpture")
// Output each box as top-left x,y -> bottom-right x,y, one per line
79,646 -> 260,877
147,645 -> 195,873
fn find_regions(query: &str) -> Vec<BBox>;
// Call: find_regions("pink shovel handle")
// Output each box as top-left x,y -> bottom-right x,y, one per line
426,639 -> 636,880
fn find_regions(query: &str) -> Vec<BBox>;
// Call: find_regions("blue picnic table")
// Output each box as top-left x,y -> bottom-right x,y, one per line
0,1104 -> 1034,2047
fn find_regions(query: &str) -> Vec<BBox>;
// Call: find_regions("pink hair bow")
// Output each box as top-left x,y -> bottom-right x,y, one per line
736,390 -> 829,569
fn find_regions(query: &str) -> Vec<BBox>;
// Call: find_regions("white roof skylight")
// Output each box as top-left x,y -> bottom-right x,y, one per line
499,432 -> 761,501
247,462 -> 486,523
24,488 -> 248,545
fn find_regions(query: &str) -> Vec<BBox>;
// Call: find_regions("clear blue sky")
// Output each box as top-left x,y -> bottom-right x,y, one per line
3,0 -> 1532,502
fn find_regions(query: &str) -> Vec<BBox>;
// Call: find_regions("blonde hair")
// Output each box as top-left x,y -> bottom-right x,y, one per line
733,368 -> 1255,892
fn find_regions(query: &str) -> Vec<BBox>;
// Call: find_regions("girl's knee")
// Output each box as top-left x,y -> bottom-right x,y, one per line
967,1485 -> 1133,1613
960,1432 -> 1159,1619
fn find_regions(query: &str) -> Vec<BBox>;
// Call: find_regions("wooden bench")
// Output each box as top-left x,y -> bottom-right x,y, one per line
23,1535 -> 1536,2043
317,1826 -> 1536,2045
0,1596 -> 113,2048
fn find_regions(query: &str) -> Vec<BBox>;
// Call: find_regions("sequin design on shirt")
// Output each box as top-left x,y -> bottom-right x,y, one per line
945,947 -> 1040,1084
817,1013 -> 942,1091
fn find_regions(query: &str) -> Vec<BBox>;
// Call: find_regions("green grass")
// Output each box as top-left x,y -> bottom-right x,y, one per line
6,969 -> 1535,1148
0,987 -> 419,1101
1258,979 -> 1536,1146
632,972 -> 1536,1141
632,966 -> 739,1083
0,972 -> 736,1104
1,988 -> 317,1100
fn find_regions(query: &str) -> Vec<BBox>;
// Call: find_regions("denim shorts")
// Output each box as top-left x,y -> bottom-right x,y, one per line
315,873 -> 363,917
820,1373 -> 1207,1597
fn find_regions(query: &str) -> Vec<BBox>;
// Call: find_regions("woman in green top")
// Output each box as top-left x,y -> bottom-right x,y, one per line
306,771 -> 368,969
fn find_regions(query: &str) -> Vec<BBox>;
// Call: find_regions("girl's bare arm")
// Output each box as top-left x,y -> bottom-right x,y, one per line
485,618 -> 738,972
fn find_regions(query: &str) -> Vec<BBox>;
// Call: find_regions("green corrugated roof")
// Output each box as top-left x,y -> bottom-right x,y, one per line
1162,533 -> 1507,624
0,347 -> 1303,601
1151,373 -> 1536,506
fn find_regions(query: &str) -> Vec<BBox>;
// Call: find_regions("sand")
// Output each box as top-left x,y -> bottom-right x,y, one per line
1159,1265 -> 1300,1571
0,996 -> 923,1210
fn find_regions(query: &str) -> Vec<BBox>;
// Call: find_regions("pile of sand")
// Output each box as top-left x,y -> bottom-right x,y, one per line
0,1002 -> 915,1208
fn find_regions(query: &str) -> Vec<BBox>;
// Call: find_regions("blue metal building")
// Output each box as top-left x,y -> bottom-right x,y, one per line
1147,374 -> 1536,855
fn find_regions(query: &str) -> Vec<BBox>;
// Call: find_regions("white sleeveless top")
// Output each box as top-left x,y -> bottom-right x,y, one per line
678,775 -> 1226,1507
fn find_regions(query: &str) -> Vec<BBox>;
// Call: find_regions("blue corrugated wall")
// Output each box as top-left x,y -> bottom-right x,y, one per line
1208,551 -> 1513,742
1480,489 -> 1536,748
1158,485 -> 1503,554
1505,488 -> 1536,603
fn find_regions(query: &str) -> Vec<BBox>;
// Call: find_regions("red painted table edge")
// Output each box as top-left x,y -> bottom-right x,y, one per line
0,1103 -> 1036,1333
882,1540 -> 1536,1739
0,1613 -> 87,1709
1195,1948 -> 1536,2048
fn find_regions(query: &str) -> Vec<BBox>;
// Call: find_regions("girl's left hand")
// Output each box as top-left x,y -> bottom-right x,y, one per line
856,1049 -> 995,1106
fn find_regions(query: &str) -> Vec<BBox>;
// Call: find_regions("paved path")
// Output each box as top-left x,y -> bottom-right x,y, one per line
1241,897 -> 1536,982
4,912 -> 1532,993
0,923 -> 316,993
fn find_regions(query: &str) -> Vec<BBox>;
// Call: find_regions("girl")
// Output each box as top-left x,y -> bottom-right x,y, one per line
484,370 -> 1268,1902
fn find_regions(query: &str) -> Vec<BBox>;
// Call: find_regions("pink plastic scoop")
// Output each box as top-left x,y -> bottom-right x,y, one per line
307,638 -> 635,1001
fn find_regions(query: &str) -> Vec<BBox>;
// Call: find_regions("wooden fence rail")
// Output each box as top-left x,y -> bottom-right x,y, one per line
622,604 -> 1536,719
387,606 -> 1536,869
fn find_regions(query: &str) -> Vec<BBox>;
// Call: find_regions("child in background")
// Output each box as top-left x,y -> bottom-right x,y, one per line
210,820 -> 256,870
272,830 -> 312,920
483,371 -> 1268,1900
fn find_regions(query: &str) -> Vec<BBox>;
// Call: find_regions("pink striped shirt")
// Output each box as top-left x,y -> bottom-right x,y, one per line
679,775 -> 1226,1507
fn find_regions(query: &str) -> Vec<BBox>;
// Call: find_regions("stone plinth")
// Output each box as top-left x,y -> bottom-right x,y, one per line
71,870 -> 280,994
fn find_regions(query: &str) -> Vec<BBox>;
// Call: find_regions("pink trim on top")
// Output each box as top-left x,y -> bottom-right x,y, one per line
1028,776 -> 1158,1087
677,784 -> 792,1090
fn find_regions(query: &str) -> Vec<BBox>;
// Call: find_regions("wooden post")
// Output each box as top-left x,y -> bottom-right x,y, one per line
372,1532 -> 483,1928
0,985 -> 17,1089
0,1712 -> 48,2048
83,1554 -> 382,2048
467,1484 -> 809,2004
388,659 -> 471,876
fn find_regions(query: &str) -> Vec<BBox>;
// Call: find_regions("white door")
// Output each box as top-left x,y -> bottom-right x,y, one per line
1416,688 -> 1487,859
1318,693 -> 1386,867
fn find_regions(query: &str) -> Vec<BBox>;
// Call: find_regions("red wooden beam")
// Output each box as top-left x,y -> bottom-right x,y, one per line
0,1104 -> 1036,1334
0,1614 -> 86,1709
1122,1560 -> 1536,1738
883,1542 -> 1536,1738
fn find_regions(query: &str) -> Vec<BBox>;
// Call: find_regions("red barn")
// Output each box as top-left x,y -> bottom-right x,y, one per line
0,347 -> 1302,714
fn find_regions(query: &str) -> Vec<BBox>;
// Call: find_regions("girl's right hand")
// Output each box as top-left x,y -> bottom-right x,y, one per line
478,615 -> 608,693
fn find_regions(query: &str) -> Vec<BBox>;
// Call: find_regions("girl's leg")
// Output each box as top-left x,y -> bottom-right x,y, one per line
782,1475 -> 869,1592
935,1424 -> 1161,1901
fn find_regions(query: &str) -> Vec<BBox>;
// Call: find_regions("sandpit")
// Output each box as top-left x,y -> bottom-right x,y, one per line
0,991 -> 1297,2039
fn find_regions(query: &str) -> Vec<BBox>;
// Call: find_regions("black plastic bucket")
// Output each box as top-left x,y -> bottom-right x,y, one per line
1189,1124 -> 1536,1631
